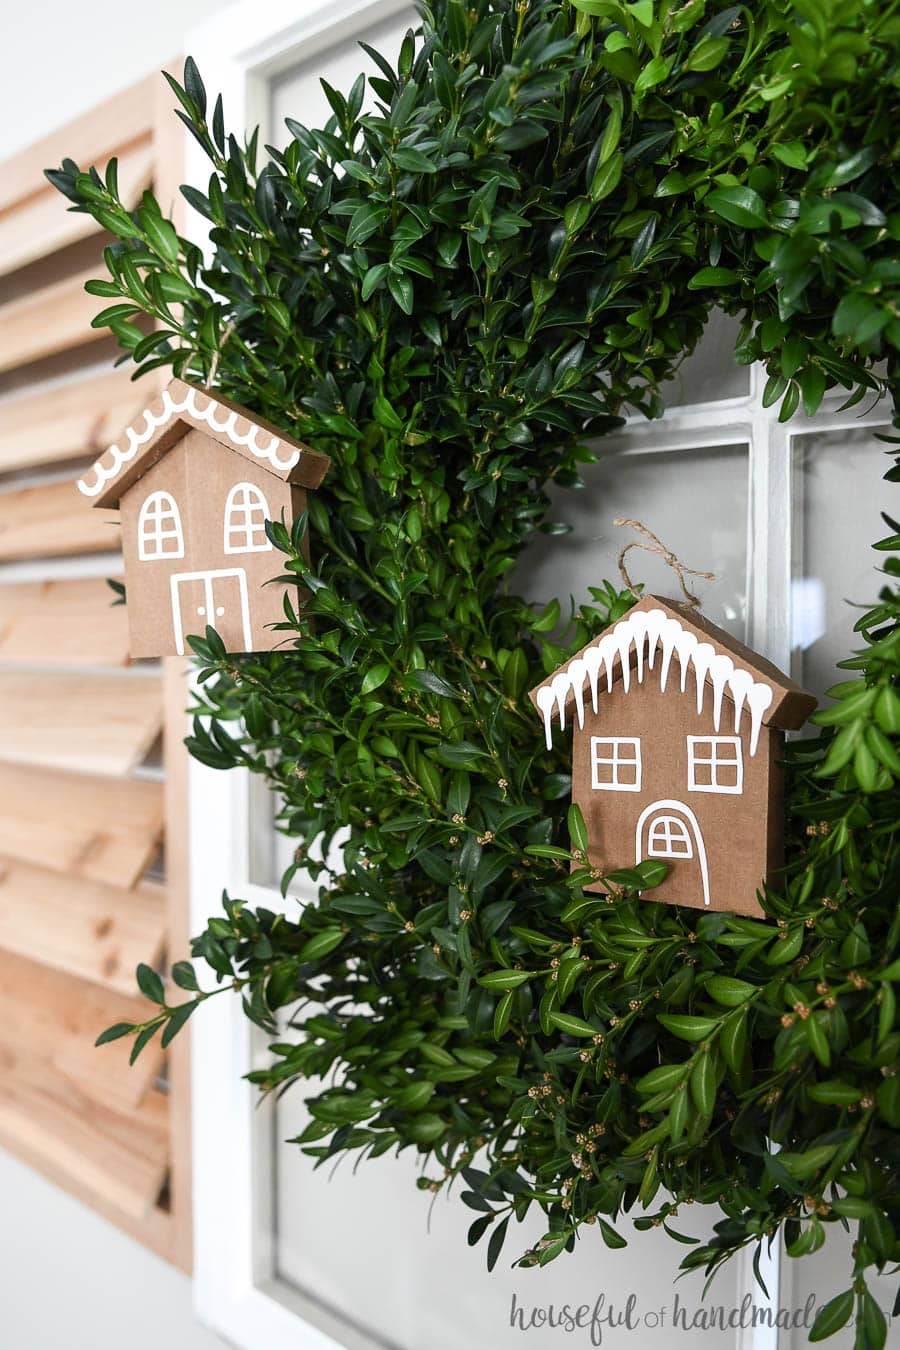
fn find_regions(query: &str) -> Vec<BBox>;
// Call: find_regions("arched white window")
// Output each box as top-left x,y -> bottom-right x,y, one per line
647,815 -> 694,859
224,482 -> 273,554
138,490 -> 184,560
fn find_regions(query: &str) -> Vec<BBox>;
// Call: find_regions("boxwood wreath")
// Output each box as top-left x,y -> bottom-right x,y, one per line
51,0 -> 900,1341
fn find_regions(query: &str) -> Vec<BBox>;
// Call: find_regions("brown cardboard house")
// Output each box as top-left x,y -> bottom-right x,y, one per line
529,595 -> 817,916
77,378 -> 330,658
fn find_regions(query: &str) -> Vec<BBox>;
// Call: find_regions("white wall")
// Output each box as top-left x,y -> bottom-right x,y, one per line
0,5 -> 230,1348
1,0 -> 226,156
0,1151 -> 229,1350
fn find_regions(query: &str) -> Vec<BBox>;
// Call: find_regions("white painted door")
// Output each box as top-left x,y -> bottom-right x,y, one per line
171,567 -> 251,654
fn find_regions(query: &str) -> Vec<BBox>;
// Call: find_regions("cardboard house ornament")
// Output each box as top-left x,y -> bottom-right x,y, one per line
529,595 -> 817,917
77,378 -> 330,657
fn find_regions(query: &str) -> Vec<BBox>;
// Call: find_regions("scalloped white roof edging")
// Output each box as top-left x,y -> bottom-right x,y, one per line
535,607 -> 775,757
77,385 -> 301,499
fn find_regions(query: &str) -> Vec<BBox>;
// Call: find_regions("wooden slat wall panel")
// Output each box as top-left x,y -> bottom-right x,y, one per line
162,657 -> 193,1272
0,762 -> 163,888
156,66 -> 195,1273
0,266 -> 109,374
0,1067 -> 168,1219
0,950 -> 164,1111
0,858 -> 166,998
0,577 -> 130,665
0,368 -> 155,474
0,479 -> 119,559
0,672 -> 162,775
0,144 -> 154,278
0,79 -> 157,212
0,68 -> 192,1266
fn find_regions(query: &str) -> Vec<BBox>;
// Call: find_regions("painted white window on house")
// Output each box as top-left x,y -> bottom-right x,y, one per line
590,735 -> 642,790
647,814 -> 694,858
224,482 -> 273,554
688,735 -> 744,794
138,490 -> 184,560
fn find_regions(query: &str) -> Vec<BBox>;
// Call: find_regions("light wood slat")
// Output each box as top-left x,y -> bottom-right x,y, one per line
0,266 -> 110,374
0,857 -> 165,998
0,77 -> 156,213
0,762 -> 163,889
0,1066 -> 168,1219
0,577 -> 129,665
0,67 -> 191,1267
0,949 -> 164,1112
163,656 -> 193,1272
0,368 -> 159,474
156,63 -> 195,1275
0,671 -> 161,776
0,144 -> 154,278
0,1114 -> 173,1261
0,478 -> 119,559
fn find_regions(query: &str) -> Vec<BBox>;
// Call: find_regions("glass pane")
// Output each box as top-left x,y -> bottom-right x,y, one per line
780,1228 -> 894,1349
791,426 -> 889,697
273,1092 -> 748,1350
659,309 -> 749,407
268,10 -> 417,149
247,774 -> 296,892
248,773 -> 347,897
522,443 -> 750,642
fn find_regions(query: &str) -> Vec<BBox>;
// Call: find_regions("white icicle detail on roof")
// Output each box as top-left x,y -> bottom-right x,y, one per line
537,607 -> 775,755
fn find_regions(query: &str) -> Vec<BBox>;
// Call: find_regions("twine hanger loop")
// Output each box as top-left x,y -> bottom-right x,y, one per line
614,518 -> 716,610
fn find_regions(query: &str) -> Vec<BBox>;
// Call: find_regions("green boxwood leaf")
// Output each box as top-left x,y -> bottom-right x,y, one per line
136,962 -> 165,1005
688,266 -> 740,289
809,1289 -> 854,1342
478,969 -> 532,990
548,1012 -> 597,1037
705,976 -> 757,1007
705,185 -> 768,228
299,928 -> 346,962
361,662 -> 391,694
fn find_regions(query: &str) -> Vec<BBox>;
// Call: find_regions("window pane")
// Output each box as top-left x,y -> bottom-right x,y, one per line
268,10 -> 417,149
781,1227 -> 894,1349
658,309 -> 749,406
272,1093 -> 746,1350
791,426 -> 889,697
523,443 -> 750,642
247,774 -> 343,899
247,775 -> 295,891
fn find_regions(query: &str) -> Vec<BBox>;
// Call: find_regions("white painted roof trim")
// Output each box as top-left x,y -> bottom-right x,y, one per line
534,607 -> 775,757
77,385 -> 301,498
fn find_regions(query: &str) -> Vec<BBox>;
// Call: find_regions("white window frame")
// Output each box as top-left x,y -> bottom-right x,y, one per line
186,4 -> 889,1349
688,735 -> 744,795
186,10 -> 420,1350
138,489 -> 184,560
224,481 -> 274,554
590,735 -> 642,791
646,814 -> 694,858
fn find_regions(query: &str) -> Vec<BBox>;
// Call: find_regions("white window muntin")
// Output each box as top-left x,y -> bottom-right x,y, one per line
688,735 -> 744,795
647,814 -> 694,857
590,735 -> 642,791
224,481 -> 274,554
137,490 -> 184,560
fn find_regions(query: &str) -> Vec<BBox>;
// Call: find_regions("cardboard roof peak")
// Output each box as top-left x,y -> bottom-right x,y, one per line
76,377 -> 331,508
528,593 -> 816,754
